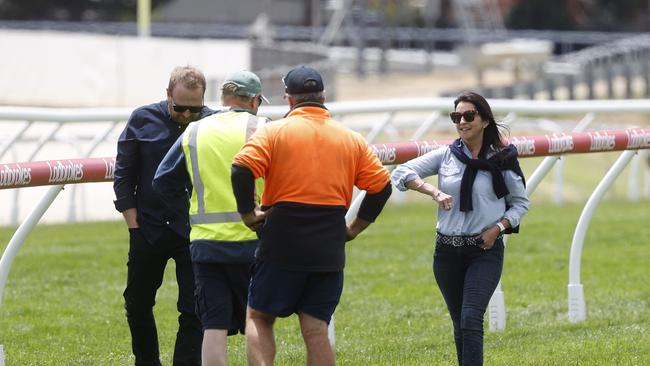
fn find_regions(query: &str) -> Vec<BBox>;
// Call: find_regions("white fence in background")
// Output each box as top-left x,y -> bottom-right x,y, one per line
2,98 -> 650,227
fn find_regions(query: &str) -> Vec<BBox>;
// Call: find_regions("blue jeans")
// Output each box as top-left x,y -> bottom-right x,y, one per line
433,238 -> 504,366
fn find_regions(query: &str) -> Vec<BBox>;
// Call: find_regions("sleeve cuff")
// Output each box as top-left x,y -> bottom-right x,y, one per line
114,197 -> 136,212
503,214 -> 519,229
390,168 -> 418,192
357,182 -> 392,222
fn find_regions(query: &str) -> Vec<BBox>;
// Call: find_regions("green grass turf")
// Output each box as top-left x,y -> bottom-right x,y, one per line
0,200 -> 649,365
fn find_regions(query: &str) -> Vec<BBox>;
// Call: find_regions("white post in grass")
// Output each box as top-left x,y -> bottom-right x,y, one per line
627,152 -> 640,202
0,185 -> 64,302
488,114 -> 595,331
553,157 -> 564,205
568,150 -> 636,322
327,189 -> 367,346
488,154 -> 562,331
644,150 -> 650,198
0,185 -> 65,366
487,279 -> 506,332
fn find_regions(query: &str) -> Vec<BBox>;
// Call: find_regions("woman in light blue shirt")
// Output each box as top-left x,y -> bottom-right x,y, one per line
391,92 -> 529,366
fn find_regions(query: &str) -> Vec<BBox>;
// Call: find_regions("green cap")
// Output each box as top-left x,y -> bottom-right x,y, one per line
222,70 -> 269,103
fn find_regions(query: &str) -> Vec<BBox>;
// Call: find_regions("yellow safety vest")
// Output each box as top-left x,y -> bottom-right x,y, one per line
182,110 -> 266,242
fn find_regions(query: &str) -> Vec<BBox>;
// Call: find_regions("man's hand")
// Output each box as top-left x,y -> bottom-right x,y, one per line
346,225 -> 360,242
240,208 -> 268,232
122,208 -> 139,229
346,217 -> 371,242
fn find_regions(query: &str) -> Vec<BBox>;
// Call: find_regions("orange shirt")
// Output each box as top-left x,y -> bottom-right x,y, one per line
233,106 -> 389,208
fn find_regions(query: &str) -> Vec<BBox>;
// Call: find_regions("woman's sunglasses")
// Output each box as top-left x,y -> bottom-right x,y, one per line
449,110 -> 478,124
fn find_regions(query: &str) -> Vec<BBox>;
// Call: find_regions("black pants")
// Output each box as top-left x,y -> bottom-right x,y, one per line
433,238 -> 504,366
123,227 -> 202,366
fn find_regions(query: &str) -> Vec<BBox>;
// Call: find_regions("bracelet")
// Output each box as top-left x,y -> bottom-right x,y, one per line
496,222 -> 506,233
413,181 -> 425,190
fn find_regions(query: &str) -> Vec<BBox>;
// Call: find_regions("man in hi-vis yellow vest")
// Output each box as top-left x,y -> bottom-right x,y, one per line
153,70 -> 268,366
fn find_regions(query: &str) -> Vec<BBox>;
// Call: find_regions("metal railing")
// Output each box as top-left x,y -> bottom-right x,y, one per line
2,98 -> 650,226
1,127 -> 648,350
471,34 -> 650,100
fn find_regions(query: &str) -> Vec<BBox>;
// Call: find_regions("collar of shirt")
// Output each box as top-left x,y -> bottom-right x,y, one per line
229,107 -> 256,115
456,139 -> 497,159
287,105 -> 330,119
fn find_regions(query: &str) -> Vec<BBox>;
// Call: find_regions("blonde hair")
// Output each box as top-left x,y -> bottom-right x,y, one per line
168,66 -> 207,93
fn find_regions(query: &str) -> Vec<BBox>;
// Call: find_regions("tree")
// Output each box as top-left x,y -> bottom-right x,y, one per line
506,0 -> 577,31
589,0 -> 649,31
506,0 -> 649,32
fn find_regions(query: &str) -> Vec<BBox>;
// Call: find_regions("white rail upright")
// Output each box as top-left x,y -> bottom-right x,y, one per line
326,189 -> 367,346
487,155 -> 561,331
645,150 -> 650,198
568,149 -> 637,322
627,152 -> 640,202
487,112 -> 594,331
554,158 -> 565,205
0,185 -> 65,302
0,184 -> 65,365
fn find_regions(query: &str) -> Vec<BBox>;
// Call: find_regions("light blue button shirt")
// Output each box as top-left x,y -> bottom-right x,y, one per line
391,142 -> 529,236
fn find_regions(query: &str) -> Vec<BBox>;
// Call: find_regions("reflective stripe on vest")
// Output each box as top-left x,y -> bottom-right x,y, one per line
189,211 -> 241,225
182,112 -> 266,242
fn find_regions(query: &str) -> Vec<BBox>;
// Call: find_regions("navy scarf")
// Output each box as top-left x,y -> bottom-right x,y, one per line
449,139 -> 526,232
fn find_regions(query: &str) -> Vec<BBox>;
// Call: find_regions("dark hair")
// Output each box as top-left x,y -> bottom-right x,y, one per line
453,91 -> 508,158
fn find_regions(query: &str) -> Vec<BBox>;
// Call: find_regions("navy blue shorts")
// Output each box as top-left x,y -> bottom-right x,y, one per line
248,260 -> 344,323
193,262 -> 251,335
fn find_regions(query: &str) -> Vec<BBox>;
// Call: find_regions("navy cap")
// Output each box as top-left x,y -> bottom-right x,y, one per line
282,66 -> 324,94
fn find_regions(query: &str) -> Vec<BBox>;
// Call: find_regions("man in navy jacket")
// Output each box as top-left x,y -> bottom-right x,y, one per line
113,65 -> 214,366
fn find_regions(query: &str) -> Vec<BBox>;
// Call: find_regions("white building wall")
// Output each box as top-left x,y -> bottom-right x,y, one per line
0,30 -> 251,107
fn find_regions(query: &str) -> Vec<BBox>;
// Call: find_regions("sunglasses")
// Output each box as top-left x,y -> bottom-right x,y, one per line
171,99 -> 203,113
449,110 -> 479,124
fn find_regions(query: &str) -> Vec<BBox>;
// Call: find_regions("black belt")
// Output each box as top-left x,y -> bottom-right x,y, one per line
436,232 -> 485,247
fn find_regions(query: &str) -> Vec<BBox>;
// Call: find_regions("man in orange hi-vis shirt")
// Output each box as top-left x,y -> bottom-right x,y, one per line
231,65 -> 392,366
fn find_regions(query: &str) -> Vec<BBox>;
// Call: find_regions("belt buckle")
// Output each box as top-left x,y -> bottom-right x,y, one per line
452,236 -> 462,247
